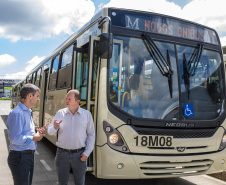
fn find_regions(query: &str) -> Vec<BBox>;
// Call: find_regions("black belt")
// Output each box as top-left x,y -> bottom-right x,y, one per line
58,147 -> 85,153
10,150 -> 35,154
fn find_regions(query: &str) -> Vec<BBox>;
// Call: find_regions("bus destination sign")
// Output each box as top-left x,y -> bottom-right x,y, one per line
111,10 -> 218,45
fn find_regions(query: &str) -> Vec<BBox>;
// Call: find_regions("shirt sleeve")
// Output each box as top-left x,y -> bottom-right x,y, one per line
47,111 -> 60,135
7,112 -> 33,146
83,112 -> 95,157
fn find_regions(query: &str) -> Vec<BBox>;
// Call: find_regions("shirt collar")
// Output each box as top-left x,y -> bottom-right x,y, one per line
77,106 -> 81,114
65,107 -> 81,115
19,102 -> 32,112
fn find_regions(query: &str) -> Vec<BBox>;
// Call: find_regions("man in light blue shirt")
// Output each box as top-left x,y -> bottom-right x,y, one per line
7,83 -> 44,185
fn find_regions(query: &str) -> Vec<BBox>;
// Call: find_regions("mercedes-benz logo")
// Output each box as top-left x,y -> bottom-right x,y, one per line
176,147 -> 186,152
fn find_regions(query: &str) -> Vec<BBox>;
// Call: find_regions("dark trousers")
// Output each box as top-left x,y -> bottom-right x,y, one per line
8,152 -> 34,185
55,148 -> 86,185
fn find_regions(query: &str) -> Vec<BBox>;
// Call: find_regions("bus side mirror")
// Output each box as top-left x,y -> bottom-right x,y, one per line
99,33 -> 113,59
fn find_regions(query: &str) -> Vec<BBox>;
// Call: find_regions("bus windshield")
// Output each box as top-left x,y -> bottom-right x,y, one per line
108,35 -> 224,121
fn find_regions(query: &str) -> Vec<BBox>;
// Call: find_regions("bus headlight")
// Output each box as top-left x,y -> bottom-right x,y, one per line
109,134 -> 119,144
103,121 -> 130,153
219,131 -> 226,151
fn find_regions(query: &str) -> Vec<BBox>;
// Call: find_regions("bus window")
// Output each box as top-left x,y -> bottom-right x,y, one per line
178,47 -> 224,120
109,36 -> 179,119
57,45 -> 73,89
27,74 -> 32,83
76,51 -> 88,101
49,55 -> 60,90
91,41 -> 100,100
35,68 -> 42,87
33,72 -> 37,84
13,86 -> 18,97
44,60 -> 51,70
22,81 -> 25,87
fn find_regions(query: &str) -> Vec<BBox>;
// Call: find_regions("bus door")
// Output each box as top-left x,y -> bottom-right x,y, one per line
74,36 -> 100,171
87,36 -> 100,126
40,66 -> 50,134
87,36 -> 101,171
74,47 -> 89,109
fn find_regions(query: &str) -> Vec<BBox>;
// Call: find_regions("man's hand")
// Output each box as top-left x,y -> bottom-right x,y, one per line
33,132 -> 44,141
80,153 -> 88,161
37,126 -> 46,135
54,120 -> 62,129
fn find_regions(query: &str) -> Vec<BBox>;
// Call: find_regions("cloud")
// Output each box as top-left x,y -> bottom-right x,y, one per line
98,3 -> 105,11
1,0 -> 225,43
41,0 -> 95,35
0,54 -> 17,67
182,0 -> 226,34
0,0 -> 95,42
220,37 -> 226,48
105,0 -> 183,17
3,56 -> 45,79
24,56 -> 45,73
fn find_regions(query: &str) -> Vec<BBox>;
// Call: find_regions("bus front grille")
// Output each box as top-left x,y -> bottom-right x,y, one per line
132,126 -> 218,138
139,159 -> 213,177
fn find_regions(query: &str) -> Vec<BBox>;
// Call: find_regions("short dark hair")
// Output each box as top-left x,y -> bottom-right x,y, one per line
20,83 -> 40,99
68,89 -> 81,100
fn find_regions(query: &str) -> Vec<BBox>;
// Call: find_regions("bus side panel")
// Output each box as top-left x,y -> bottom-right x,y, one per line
32,101 -> 40,129
11,88 -> 18,109
44,89 -> 69,144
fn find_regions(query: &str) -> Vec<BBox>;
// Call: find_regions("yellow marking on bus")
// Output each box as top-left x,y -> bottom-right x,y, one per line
122,92 -> 130,107
80,102 -> 86,107
110,95 -> 116,99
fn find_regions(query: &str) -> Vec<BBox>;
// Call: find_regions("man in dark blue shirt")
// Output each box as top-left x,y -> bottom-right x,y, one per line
7,83 -> 45,185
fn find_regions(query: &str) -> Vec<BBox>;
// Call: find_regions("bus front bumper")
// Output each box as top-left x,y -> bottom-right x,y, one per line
96,145 -> 226,179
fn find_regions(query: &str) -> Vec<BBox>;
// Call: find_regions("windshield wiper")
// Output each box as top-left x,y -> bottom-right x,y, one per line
142,33 -> 174,98
182,43 -> 204,99
183,53 -> 191,99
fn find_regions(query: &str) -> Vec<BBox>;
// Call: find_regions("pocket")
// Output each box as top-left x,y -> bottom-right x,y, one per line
8,153 -> 21,167
56,148 -> 64,155
55,148 -> 64,162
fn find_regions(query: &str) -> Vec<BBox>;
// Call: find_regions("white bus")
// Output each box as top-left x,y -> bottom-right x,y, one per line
222,46 -> 226,63
12,7 -> 226,179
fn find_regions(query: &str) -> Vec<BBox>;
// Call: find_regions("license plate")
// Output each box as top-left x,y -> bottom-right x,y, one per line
134,135 -> 173,147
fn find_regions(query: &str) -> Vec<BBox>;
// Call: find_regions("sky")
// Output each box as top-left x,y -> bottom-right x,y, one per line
1,0 -> 226,80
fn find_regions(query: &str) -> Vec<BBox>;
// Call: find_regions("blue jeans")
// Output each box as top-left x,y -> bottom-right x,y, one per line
8,152 -> 34,185
55,148 -> 86,185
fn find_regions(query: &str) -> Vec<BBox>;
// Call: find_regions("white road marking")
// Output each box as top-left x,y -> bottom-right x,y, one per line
35,150 -> 39,155
203,175 -> 226,184
40,159 -> 52,171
